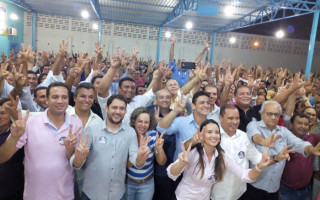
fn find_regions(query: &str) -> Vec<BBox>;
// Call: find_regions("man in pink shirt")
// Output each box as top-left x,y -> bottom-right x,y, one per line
0,82 -> 83,200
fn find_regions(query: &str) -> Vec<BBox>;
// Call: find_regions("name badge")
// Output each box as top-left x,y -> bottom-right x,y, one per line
99,136 -> 107,144
238,151 -> 246,159
59,136 -> 66,145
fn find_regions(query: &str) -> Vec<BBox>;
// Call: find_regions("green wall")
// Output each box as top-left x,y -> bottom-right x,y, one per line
0,0 -> 24,60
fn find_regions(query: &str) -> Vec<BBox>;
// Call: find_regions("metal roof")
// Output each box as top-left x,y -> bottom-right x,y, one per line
8,0 -> 319,32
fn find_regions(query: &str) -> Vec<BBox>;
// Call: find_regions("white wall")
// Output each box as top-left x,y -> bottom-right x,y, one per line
24,12 -> 319,72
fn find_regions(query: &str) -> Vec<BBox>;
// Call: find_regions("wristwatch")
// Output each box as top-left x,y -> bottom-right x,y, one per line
272,155 -> 279,163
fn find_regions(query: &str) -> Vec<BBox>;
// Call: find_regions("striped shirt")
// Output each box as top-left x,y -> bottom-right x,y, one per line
127,130 -> 156,180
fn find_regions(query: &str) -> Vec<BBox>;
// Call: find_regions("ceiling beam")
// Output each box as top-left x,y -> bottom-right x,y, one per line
89,0 -> 101,20
7,0 -> 33,12
217,0 -> 318,32
161,0 -> 197,26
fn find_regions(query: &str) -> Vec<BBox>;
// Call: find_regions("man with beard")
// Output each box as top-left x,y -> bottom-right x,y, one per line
71,94 -> 151,200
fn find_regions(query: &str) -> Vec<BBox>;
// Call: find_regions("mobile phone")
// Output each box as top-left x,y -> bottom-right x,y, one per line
181,62 -> 195,69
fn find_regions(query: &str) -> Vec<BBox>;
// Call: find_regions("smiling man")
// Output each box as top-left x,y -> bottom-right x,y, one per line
157,91 -> 210,160
211,104 -> 262,200
246,100 -> 320,200
0,82 -> 83,200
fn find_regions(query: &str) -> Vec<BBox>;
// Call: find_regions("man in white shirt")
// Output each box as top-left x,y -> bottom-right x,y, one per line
211,104 -> 261,200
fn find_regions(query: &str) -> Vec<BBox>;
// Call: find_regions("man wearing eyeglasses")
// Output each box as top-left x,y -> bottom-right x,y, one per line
245,100 -> 320,200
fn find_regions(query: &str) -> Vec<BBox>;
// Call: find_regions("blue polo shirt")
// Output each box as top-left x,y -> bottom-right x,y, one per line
169,60 -> 190,87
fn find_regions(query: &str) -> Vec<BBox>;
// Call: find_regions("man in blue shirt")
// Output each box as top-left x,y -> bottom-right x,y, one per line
156,91 -> 210,160
168,36 -> 209,87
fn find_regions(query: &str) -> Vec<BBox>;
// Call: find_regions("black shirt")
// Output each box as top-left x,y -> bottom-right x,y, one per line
236,104 -> 262,132
0,128 -> 24,199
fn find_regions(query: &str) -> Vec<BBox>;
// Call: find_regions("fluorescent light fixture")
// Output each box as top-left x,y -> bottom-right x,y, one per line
186,21 -> 193,29
165,31 -> 171,38
229,37 -> 236,44
10,13 -> 18,20
275,30 -> 285,38
92,23 -> 98,30
81,10 -> 89,19
224,6 -> 235,16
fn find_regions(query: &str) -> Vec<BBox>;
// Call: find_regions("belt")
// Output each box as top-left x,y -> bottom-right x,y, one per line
127,173 -> 153,184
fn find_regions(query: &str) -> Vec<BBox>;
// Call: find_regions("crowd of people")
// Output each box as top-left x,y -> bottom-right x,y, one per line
0,36 -> 320,200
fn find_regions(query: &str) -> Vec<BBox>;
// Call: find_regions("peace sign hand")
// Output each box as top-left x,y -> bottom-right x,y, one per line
173,91 -> 190,114
276,145 -> 295,161
264,133 -> 281,148
137,135 -> 151,163
74,133 -> 90,165
155,132 -> 165,151
256,148 -> 272,170
192,126 -> 205,145
178,142 -> 191,166
64,124 -> 81,150
10,109 -> 29,140
154,106 -> 162,123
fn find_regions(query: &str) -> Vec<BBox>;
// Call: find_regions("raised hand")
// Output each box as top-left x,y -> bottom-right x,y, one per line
264,133 -> 281,148
195,62 -> 209,80
309,142 -> 320,156
64,125 -> 81,150
18,44 -> 34,63
137,134 -> 151,163
74,133 -> 90,164
0,62 -> 9,80
192,126 -> 205,145
154,106 -> 162,123
277,68 -> 287,79
4,94 -> 20,120
173,91 -> 190,114
178,142 -> 191,166
170,35 -> 176,45
257,148 -> 272,170
132,47 -> 139,58
276,145 -> 295,161
12,64 -> 26,87
110,54 -> 121,69
155,132 -> 165,151
224,66 -> 237,86
59,40 -> 68,57
94,41 -> 103,60
10,109 -> 29,140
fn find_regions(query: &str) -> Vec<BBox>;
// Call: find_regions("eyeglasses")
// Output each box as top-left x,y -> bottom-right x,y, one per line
265,112 -> 280,117
305,112 -> 317,117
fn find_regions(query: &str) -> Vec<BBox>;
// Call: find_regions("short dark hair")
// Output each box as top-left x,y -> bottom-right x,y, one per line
130,107 -> 156,131
46,82 -> 70,98
74,82 -> 94,97
220,104 -> 238,117
27,70 -> 37,76
136,85 -> 145,93
91,75 -> 103,85
119,77 -> 135,88
38,73 -> 48,84
192,91 -> 210,104
106,94 -> 127,107
34,86 -> 47,98
302,106 -> 316,114
290,112 -> 310,124
0,98 -> 10,106
234,85 -> 251,96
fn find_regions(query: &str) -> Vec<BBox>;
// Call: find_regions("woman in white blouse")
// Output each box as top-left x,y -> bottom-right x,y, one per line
167,119 -> 272,200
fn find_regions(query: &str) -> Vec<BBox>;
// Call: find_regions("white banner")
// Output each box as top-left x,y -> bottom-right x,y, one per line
0,2 -> 7,35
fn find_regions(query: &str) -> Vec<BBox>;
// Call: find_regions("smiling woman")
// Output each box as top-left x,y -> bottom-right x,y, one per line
126,107 -> 167,200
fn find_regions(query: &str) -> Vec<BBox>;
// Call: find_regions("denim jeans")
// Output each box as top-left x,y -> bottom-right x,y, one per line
280,183 -> 311,200
125,177 -> 154,200
81,192 -> 125,200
